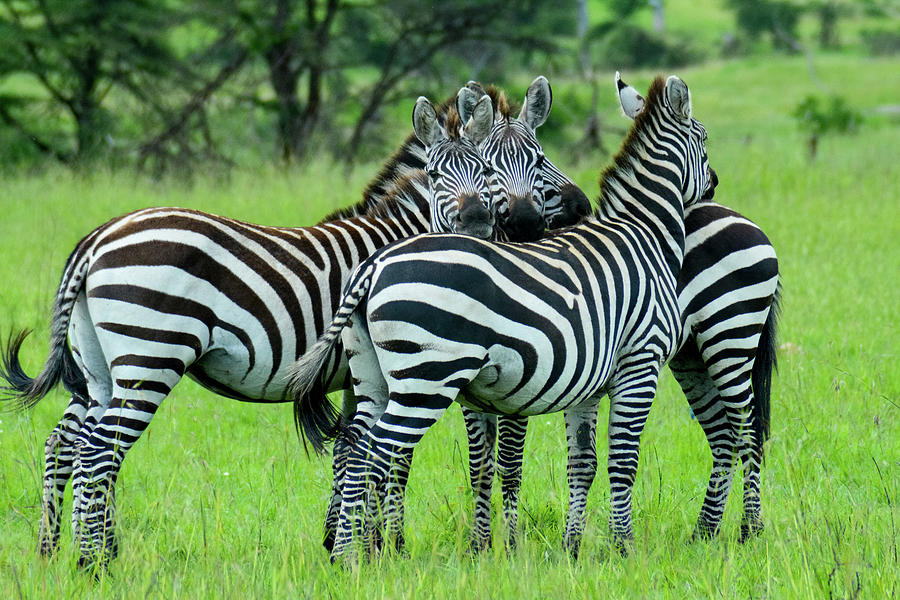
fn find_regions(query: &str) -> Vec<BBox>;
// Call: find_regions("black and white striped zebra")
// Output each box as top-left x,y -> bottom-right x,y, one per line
321,77 -> 573,553
0,98 -> 505,570
465,75 -> 781,550
290,74 -> 716,562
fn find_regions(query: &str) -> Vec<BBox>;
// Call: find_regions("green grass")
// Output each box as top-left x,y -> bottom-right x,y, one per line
1,54 -> 898,598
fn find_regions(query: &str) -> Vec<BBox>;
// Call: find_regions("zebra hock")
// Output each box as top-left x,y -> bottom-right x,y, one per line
0,100 -> 500,571
468,73 -> 781,550
291,73 -> 715,563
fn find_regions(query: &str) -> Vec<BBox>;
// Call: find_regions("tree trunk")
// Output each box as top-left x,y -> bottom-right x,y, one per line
72,45 -> 104,162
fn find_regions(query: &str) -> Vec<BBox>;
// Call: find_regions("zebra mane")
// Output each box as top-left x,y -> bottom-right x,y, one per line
482,85 -> 518,123
318,195 -> 380,224
597,75 -> 668,213
367,170 -> 430,220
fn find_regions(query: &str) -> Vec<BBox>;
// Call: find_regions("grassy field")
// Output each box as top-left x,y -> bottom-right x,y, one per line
1,54 -> 898,598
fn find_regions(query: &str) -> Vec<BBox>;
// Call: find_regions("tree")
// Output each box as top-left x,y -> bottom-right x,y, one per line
0,0 -> 184,163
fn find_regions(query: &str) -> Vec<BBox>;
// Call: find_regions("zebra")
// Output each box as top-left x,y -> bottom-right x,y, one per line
322,76 -> 577,553
0,94 -> 502,571
290,73 -> 716,563
462,74 -> 781,550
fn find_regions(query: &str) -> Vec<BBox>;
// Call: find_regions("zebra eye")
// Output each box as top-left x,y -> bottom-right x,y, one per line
483,166 -> 494,177
427,170 -> 440,179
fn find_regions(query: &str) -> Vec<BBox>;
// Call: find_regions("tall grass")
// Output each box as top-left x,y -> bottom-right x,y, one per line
0,55 -> 898,598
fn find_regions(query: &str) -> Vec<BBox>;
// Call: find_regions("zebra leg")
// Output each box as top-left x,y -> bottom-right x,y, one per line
461,405 -> 497,553
331,393 -> 453,564
73,361 -> 180,572
38,393 -> 89,557
562,406 -> 598,559
669,348 -> 738,540
708,356 -> 763,541
497,415 -> 527,551
605,361 -> 662,553
324,389 -> 364,553
330,317 -> 391,557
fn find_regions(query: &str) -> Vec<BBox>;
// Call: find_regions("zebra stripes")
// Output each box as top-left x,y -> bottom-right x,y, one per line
472,78 -> 781,550
291,74 -> 715,562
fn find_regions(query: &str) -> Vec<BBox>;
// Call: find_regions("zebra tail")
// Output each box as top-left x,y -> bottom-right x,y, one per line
751,281 -> 782,460
1,246 -> 89,411
289,262 -> 376,455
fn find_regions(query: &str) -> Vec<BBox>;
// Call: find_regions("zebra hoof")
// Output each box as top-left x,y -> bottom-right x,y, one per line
76,554 -> 109,580
739,519 -> 764,543
689,521 -> 719,543
322,531 -> 336,553
466,535 -> 492,556
562,536 -> 581,560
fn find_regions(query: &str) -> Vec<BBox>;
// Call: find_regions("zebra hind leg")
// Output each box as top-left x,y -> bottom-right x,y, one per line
497,415 -> 528,551
670,348 -> 738,541
331,393 -> 453,565
73,363 -> 180,572
461,406 -> 497,554
562,406 -> 598,559
39,393 -> 89,557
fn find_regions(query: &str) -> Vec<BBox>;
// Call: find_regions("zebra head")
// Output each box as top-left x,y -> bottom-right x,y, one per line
616,71 -> 716,206
460,77 -> 591,242
413,94 -> 495,239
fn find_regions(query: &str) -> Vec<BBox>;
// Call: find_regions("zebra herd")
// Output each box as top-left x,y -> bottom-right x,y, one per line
1,72 -> 780,572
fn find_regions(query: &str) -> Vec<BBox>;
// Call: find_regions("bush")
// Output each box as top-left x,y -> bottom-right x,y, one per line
792,95 -> 862,159
595,24 -> 704,70
860,28 -> 900,56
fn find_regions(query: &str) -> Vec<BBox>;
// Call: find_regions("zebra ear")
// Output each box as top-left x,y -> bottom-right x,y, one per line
665,75 -> 692,121
456,86 -> 480,127
413,96 -> 442,147
463,95 -> 494,146
616,71 -> 645,120
518,75 -> 552,130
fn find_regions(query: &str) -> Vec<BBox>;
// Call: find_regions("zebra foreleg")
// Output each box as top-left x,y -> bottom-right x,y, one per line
605,362 -> 661,554
461,406 -> 497,554
497,415 -> 528,551
38,393 -> 89,557
562,406 -> 598,559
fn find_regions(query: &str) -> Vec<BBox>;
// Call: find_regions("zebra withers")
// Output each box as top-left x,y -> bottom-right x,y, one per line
291,74 -> 715,562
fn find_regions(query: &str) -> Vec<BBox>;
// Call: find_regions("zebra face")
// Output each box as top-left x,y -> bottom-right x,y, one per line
425,138 -> 495,239
414,95 -> 496,239
616,72 -> 716,207
481,119 -> 548,242
662,76 -> 714,206
462,76 -> 591,239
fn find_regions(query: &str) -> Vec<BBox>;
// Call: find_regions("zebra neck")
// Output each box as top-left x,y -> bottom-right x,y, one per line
596,162 -> 686,278
361,133 -> 428,206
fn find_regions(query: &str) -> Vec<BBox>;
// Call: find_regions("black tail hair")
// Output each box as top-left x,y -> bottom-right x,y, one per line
289,261 -> 376,455
752,282 -> 782,459
0,329 -> 86,411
